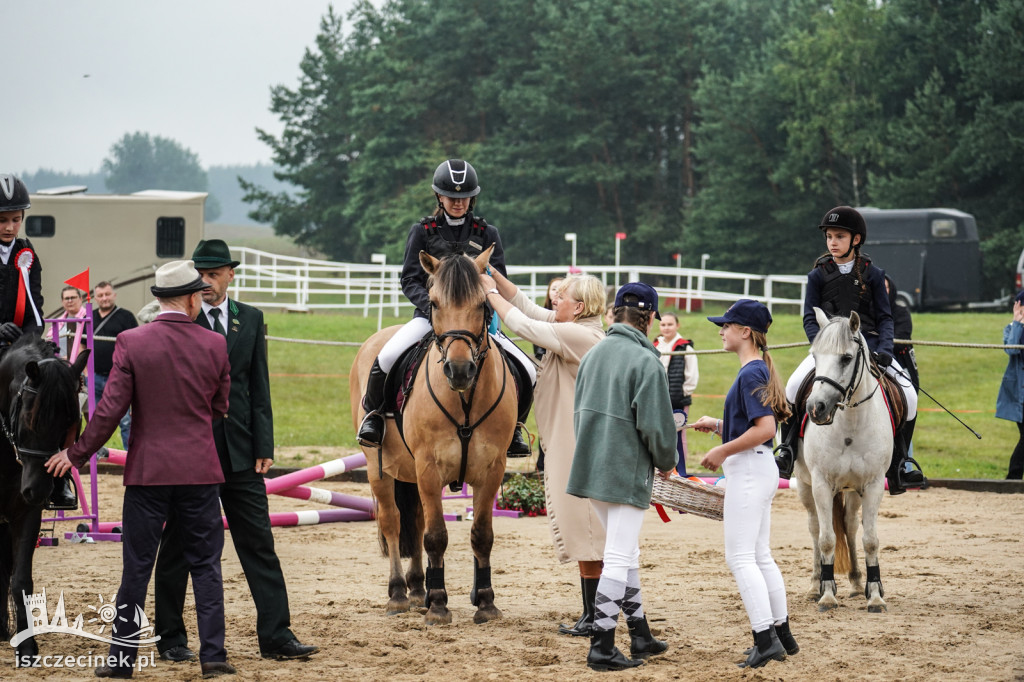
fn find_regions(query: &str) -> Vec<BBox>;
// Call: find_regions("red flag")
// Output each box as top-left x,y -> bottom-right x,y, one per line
64,268 -> 90,300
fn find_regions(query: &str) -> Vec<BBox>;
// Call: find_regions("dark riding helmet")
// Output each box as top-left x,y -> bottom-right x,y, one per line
818,205 -> 866,242
431,159 -> 481,199
0,174 -> 31,212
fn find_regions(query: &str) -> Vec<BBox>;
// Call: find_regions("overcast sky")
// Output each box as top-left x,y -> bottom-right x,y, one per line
8,1 -> 360,175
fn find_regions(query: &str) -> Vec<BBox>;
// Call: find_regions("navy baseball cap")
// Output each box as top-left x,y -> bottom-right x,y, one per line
614,282 -> 661,320
707,299 -> 772,333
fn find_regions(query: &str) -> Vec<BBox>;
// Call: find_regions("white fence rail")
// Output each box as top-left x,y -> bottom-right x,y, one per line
230,247 -> 807,322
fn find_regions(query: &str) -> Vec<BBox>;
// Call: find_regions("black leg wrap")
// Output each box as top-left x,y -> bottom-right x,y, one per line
470,557 -> 491,606
426,565 -> 445,591
819,562 -> 836,598
865,564 -> 884,598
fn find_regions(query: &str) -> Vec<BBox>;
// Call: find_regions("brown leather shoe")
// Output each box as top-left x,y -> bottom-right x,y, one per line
200,661 -> 236,678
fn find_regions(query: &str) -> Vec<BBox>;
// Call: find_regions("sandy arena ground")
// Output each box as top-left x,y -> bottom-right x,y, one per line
5,459 -> 1024,681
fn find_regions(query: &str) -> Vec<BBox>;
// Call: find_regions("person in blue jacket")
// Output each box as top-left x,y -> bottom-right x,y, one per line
996,290 -> 1024,480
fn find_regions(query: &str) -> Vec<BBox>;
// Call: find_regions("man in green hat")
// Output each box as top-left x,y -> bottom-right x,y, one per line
153,239 -> 319,662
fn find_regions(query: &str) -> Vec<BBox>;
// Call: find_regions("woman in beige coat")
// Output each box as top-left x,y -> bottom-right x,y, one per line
480,269 -> 607,637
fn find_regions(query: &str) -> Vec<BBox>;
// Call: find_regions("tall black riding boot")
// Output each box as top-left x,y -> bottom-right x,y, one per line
506,356 -> 534,457
737,625 -> 786,669
627,616 -> 668,659
356,359 -> 388,448
587,629 -> 643,672
558,576 -> 597,637
773,406 -> 799,479
47,471 -> 78,511
886,417 -> 924,495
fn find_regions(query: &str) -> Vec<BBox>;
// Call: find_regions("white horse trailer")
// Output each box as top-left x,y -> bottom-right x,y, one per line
25,188 -> 207,315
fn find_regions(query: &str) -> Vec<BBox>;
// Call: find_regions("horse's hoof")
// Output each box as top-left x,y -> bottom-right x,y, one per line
408,591 -> 427,609
385,597 -> 411,616
424,607 -> 452,626
867,603 -> 887,614
805,590 -> 821,601
473,605 -> 503,624
817,602 -> 838,612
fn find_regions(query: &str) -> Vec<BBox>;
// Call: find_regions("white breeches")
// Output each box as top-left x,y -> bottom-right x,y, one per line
785,351 -> 917,420
377,316 -> 537,385
589,500 -> 645,584
722,447 -> 788,631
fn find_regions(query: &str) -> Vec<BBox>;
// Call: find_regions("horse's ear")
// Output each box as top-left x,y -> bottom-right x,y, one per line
474,245 -> 495,274
813,307 -> 829,329
71,349 -> 90,378
25,360 -> 40,381
849,311 -> 861,334
420,250 -> 440,276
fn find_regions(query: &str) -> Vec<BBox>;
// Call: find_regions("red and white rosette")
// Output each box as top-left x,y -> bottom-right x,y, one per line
14,248 -> 41,328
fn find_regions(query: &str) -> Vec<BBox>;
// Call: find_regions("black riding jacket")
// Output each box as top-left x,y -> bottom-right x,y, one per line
803,254 -> 894,356
0,238 -> 44,335
399,212 -> 507,320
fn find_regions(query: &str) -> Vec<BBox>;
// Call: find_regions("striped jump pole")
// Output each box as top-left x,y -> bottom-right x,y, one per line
264,453 -> 368,495
262,509 -> 372,527
274,485 -> 375,514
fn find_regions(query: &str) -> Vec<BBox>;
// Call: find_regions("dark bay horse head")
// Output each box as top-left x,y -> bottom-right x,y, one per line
419,246 -> 493,392
0,336 -> 89,508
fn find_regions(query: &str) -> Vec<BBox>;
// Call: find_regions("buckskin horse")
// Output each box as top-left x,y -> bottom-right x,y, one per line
350,247 -> 517,625
794,308 -> 893,613
0,336 -> 88,659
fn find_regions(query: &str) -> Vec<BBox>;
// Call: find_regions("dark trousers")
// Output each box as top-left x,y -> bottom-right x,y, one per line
113,485 -> 225,671
154,466 -> 293,653
1009,422 -> 1024,479
93,372 -> 131,445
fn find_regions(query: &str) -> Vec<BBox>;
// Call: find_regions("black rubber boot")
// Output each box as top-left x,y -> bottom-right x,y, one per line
773,408 -> 799,479
587,629 -> 644,672
47,472 -> 78,511
558,576 -> 597,637
627,616 -> 668,659
775,618 -> 799,655
737,625 -> 786,669
356,359 -> 388,448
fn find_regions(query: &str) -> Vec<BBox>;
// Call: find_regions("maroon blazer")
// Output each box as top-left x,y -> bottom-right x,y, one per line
69,312 -> 230,486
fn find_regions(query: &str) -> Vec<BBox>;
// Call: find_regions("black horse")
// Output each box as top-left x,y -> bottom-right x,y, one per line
0,336 -> 88,660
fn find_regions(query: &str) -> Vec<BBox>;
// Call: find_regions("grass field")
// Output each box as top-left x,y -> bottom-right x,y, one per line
136,303 -> 1015,479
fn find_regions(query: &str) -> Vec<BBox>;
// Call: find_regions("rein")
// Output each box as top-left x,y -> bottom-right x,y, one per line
0,358 -> 76,464
425,306 -> 509,487
811,334 -> 881,424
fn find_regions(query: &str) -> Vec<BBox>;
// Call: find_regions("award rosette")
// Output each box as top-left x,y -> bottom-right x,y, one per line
14,248 -> 41,328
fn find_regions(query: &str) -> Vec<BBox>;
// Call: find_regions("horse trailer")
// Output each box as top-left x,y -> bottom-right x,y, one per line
26,188 -> 207,315
860,207 -> 981,310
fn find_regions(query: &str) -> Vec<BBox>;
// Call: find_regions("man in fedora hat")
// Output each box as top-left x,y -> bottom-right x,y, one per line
47,260 -> 237,679
153,239 -> 318,663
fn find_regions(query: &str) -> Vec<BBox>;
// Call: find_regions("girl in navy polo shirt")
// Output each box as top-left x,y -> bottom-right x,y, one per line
690,299 -> 797,670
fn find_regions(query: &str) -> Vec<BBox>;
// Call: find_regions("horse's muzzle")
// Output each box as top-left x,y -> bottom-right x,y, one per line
443,360 -> 477,392
808,401 -> 837,426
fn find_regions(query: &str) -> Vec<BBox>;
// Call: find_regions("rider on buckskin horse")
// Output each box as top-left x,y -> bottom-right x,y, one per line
0,173 -> 76,510
775,205 -> 925,495
356,159 -> 535,456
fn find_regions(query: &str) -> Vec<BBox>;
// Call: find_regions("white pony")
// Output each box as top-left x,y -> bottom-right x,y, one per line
794,308 -> 893,613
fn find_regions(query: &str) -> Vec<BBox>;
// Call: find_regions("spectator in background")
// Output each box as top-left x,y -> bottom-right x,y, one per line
996,290 -> 1024,480
655,312 -> 698,476
532,277 -> 563,472
91,281 -> 138,446
46,286 -> 85,357
604,303 -> 615,329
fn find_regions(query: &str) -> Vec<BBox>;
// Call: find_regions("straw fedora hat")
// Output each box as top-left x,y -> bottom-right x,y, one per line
150,260 -> 211,298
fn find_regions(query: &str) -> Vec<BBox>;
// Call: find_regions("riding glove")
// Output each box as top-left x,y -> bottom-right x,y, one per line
871,351 -> 893,368
0,322 -> 22,342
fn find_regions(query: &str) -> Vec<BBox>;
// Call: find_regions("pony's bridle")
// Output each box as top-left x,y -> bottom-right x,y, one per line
432,305 -> 492,371
0,358 -> 77,464
811,334 -> 880,424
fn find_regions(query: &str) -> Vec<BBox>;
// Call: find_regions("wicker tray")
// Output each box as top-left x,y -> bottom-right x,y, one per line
651,475 -> 725,521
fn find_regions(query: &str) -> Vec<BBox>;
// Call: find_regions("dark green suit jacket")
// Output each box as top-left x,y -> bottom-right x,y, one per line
197,299 -> 273,472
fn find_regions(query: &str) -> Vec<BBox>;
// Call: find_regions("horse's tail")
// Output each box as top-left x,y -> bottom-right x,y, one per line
0,522 -> 13,640
832,493 -> 852,575
378,480 -> 421,559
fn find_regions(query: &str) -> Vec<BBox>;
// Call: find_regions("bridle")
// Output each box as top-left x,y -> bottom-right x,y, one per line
0,358 -> 79,464
811,332 -> 880,424
425,303 -> 509,487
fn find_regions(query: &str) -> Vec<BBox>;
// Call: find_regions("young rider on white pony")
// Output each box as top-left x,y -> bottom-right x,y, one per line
775,205 -> 924,495
356,159 -> 535,456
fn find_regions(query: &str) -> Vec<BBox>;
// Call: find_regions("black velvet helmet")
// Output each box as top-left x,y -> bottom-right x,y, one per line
818,205 -> 866,241
0,174 -> 31,212
431,159 -> 481,198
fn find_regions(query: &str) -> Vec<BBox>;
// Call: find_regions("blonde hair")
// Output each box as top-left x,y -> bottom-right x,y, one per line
561,274 -> 605,319
751,329 -> 792,422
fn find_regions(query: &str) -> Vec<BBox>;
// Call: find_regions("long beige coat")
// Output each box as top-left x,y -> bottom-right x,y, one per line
504,290 -> 606,562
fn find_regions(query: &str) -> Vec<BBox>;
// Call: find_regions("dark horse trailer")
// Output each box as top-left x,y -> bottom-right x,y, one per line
860,207 -> 981,310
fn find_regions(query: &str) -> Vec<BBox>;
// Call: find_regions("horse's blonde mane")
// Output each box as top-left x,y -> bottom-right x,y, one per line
813,316 -> 862,355
428,254 -> 484,309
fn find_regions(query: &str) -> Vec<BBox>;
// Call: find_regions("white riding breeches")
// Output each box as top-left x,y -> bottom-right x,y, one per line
722,446 -> 788,632
589,499 -> 645,584
785,351 -> 917,420
377,316 -> 537,386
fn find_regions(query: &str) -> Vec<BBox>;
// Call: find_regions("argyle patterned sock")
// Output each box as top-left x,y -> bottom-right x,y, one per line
622,568 -> 645,622
593,576 -> 627,631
